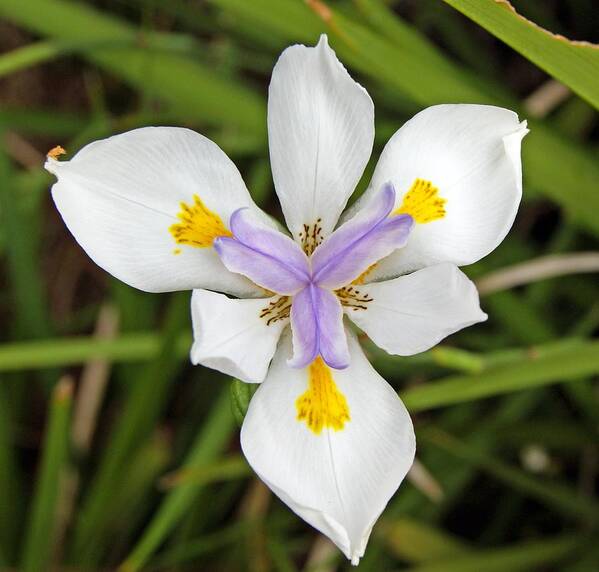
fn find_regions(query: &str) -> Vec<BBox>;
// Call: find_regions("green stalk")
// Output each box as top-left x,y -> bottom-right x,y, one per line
119,387 -> 236,571
20,378 -> 73,572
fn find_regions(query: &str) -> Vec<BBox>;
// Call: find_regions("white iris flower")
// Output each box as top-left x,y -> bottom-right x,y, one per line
45,35 -> 527,564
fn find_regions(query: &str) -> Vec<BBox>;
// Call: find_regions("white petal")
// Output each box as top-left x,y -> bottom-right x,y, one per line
190,289 -> 287,383
347,264 -> 487,356
358,104 -> 527,280
241,331 -> 415,563
46,127 -> 270,296
268,35 -> 374,242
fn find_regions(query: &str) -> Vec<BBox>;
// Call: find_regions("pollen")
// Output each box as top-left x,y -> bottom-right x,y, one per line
296,357 -> 350,435
395,178 -> 446,223
352,263 -> 377,285
47,145 -> 66,160
259,295 -> 291,326
169,194 -> 232,249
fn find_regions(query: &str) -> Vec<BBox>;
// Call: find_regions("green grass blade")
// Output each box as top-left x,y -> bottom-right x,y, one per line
443,0 -> 599,110
376,518 -> 471,563
20,378 -> 73,572
119,387 -> 236,572
420,427 -> 599,521
0,0 -> 265,136
71,293 -> 189,561
408,534 -> 579,572
0,332 -> 190,371
0,382 -> 22,560
401,340 -> 599,411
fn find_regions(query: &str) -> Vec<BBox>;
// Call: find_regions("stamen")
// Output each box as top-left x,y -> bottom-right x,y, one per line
169,194 -> 232,249
335,285 -> 373,311
47,145 -> 66,160
259,295 -> 291,326
298,218 -> 323,255
394,178 -> 446,223
296,357 -> 350,434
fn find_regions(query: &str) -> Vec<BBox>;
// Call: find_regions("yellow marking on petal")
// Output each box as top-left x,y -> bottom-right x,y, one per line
47,145 -> 66,160
296,357 -> 350,435
352,263 -> 377,285
173,248 -> 182,255
394,178 -> 446,223
169,194 -> 232,249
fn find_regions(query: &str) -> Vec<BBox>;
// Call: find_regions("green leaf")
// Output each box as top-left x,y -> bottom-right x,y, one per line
407,534 -> 579,572
20,378 -> 73,572
0,0 -> 265,137
376,518 -> 471,563
400,340 -> 599,411
119,387 -> 236,572
230,379 -> 258,426
443,0 -> 599,110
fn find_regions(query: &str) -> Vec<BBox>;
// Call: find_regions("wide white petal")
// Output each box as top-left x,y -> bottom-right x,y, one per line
347,263 -> 487,356
46,127 -> 270,296
268,34 -> 374,242
357,104 -> 527,280
241,332 -> 415,564
190,290 -> 287,383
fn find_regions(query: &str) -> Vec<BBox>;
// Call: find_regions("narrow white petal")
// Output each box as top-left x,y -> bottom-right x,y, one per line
190,290 -> 287,383
268,35 -> 374,242
46,127 -> 271,296
241,332 -> 415,563
347,263 -> 487,356
353,104 -> 527,280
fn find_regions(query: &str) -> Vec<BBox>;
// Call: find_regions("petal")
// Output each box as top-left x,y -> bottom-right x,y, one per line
230,209 -> 311,281
190,289 -> 287,383
311,184 -> 414,289
46,126 -> 269,296
241,332 -> 415,564
355,104 -> 528,280
289,285 -> 349,369
214,214 -> 309,295
347,263 -> 487,355
268,34 -> 374,242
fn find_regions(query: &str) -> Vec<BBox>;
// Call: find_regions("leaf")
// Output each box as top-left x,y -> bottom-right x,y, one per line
401,340 -> 599,411
20,378 -> 73,572
230,380 -> 258,426
443,0 -> 599,110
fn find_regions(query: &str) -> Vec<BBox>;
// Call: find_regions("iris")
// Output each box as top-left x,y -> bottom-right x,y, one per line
45,34 -> 527,564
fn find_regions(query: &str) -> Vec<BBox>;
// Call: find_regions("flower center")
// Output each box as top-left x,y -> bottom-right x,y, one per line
298,218 -> 324,256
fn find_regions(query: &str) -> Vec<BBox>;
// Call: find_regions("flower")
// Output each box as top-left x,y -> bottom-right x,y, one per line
45,35 -> 527,564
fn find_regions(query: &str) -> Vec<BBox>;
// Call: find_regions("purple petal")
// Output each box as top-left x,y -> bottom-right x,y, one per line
214,210 -> 310,295
230,209 -> 310,279
289,284 -> 349,369
311,183 -> 414,289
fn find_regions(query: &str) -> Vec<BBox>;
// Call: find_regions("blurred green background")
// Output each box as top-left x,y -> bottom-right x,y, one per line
0,0 -> 598,570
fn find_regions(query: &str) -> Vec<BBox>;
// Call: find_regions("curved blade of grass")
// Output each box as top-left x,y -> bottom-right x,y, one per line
400,340 -> 599,412
0,0 -> 265,136
420,427 -> 599,521
443,0 -> 599,110
71,293 -> 189,562
0,383 -> 22,560
119,387 -> 236,571
408,534 -> 579,572
20,377 -> 73,572
376,518 -> 471,563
